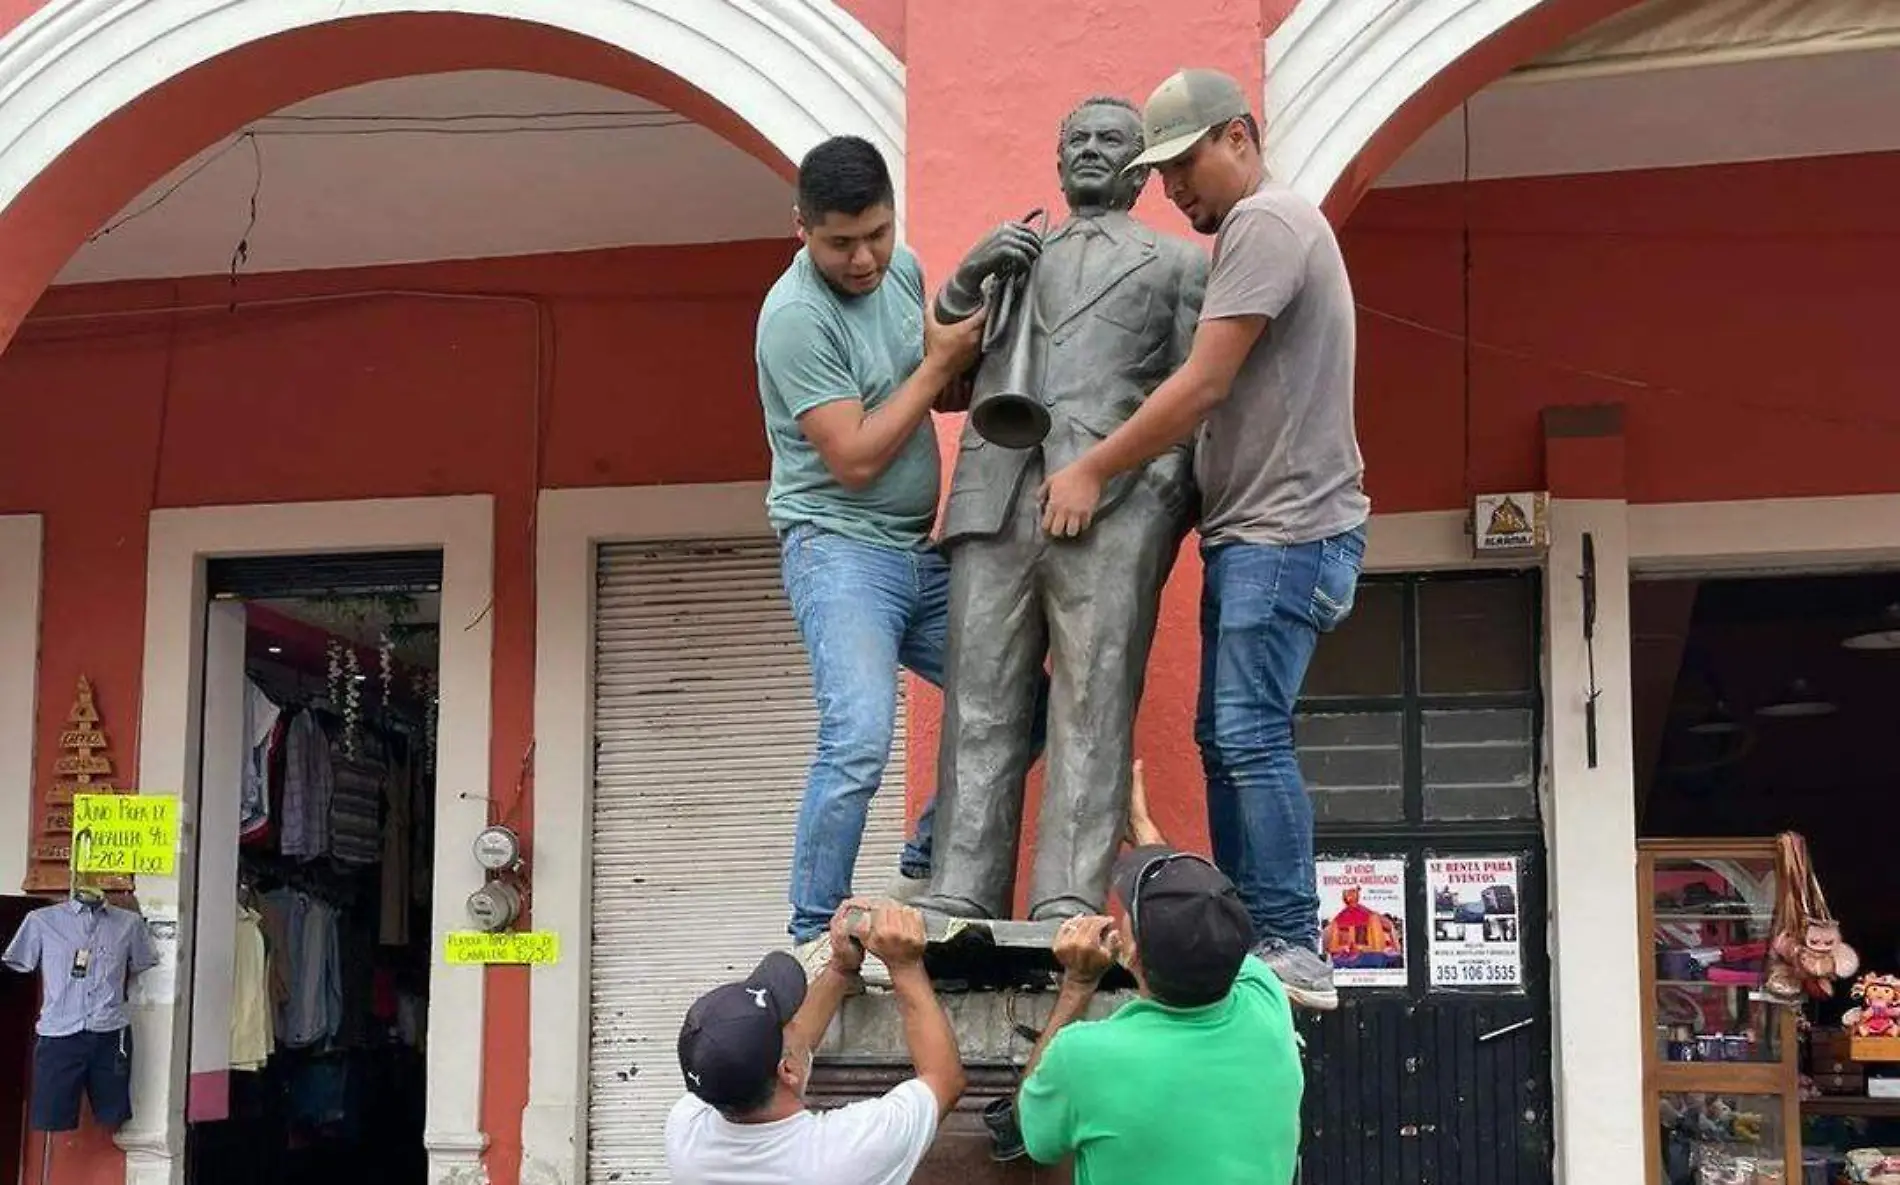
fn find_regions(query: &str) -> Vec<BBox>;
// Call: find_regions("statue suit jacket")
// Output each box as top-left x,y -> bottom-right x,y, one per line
940,213 -> 1209,548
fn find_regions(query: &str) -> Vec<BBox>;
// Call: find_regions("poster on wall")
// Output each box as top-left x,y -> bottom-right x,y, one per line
1426,856 -> 1524,989
1316,857 -> 1408,987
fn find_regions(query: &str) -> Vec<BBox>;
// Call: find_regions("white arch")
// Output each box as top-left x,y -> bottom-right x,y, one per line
0,0 -> 906,216
1265,0 -> 1550,205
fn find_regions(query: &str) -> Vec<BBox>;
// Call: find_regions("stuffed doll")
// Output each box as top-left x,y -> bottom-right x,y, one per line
1844,972 -> 1900,1039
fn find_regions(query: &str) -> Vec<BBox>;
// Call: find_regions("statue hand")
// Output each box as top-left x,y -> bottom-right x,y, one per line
1039,458 -> 1104,538
953,220 -> 1044,292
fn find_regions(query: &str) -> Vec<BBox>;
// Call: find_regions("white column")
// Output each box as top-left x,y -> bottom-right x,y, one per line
184,603 -> 247,1119
0,514 -> 42,895
1541,499 -> 1645,1185
523,489 -> 597,1185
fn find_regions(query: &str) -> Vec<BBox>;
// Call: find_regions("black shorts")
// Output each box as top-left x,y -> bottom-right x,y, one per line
31,1027 -> 133,1132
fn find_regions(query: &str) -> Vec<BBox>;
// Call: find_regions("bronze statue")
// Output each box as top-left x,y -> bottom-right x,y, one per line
914,95 -> 1207,923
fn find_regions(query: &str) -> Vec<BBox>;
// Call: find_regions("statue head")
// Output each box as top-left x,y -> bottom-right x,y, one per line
1057,96 -> 1147,214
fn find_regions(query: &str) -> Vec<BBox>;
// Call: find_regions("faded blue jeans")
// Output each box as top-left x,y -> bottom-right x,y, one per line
1196,524 -> 1367,950
781,523 -> 945,943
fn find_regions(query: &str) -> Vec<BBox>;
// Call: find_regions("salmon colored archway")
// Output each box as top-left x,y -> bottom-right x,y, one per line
0,1 -> 902,350
1260,0 -> 1653,221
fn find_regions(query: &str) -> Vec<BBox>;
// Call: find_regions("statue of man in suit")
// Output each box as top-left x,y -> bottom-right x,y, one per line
914,95 -> 1207,923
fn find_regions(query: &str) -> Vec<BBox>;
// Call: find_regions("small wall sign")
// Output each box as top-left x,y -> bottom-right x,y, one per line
1473,492 -> 1550,557
445,931 -> 560,965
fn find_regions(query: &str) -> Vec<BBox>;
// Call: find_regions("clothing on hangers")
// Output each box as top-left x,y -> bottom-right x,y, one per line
231,902 -> 274,1071
280,707 -> 335,859
263,887 -> 342,1048
240,679 -> 281,842
329,758 -> 382,867
380,745 -> 413,946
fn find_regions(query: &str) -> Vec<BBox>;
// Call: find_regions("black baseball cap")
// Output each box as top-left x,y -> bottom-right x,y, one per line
1112,844 -> 1255,1007
676,951 -> 807,1110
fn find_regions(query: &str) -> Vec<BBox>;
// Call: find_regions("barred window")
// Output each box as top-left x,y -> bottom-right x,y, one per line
1298,573 -> 1541,830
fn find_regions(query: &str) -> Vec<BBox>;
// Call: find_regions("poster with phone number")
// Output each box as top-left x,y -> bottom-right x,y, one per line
1426,856 -> 1523,988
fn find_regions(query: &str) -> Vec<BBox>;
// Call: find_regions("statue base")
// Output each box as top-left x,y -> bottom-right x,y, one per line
809,919 -> 1135,1181
914,910 -> 1137,994
812,985 -> 1133,1184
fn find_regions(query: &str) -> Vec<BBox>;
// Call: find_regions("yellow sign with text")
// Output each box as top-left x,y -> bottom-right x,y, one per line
445,931 -> 560,966
72,794 -> 179,876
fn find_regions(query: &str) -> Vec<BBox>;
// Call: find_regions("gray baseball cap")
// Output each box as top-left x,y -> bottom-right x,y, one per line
1125,68 -> 1253,171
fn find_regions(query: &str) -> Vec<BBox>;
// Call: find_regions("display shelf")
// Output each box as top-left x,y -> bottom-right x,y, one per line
1801,1096 -> 1900,1119
1641,838 -> 1800,1185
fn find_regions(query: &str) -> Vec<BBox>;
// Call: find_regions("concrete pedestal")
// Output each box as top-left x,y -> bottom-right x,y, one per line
809,988 -> 1134,1184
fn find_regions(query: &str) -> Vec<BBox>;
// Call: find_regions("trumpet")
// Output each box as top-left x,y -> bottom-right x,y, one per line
968,209 -> 1051,450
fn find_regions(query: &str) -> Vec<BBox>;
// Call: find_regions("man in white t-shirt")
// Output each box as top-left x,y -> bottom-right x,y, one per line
665,901 -> 965,1184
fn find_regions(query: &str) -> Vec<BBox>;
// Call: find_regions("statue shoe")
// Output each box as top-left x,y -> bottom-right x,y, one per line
791,935 -> 890,991
882,871 -> 931,905
909,893 -> 993,920
1028,897 -> 1097,923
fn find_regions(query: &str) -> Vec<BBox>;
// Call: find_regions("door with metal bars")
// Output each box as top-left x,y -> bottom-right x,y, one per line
1291,572 -> 1554,1185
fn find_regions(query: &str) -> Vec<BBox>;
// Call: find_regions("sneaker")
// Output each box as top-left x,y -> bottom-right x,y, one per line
1256,939 -> 1339,1012
791,935 -> 890,990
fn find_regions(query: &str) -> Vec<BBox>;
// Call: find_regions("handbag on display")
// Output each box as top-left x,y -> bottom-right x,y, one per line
1764,831 -> 1859,1005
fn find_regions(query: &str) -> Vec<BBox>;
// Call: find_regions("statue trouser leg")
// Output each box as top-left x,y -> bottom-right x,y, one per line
916,503 -> 1046,921
780,524 -> 929,944
1028,475 -> 1190,921
1194,526 -> 1367,949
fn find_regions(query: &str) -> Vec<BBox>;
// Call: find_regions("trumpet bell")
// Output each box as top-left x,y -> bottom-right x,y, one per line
970,392 -> 1050,450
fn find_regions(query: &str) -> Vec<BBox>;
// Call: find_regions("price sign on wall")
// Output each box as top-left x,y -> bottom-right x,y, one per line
72,794 -> 179,876
445,931 -> 561,965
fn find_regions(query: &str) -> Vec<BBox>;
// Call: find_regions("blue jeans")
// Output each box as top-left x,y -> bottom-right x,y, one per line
781,523 -> 945,943
1195,525 -> 1367,949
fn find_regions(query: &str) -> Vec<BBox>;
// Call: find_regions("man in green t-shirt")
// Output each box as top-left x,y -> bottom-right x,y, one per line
1013,770 -> 1304,1183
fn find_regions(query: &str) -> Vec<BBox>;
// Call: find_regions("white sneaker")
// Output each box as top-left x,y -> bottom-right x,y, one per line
791,936 -> 891,990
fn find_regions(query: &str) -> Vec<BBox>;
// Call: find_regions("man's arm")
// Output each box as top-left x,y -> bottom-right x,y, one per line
1124,758 -> 1165,849
1013,914 -> 1117,1165
1021,967 -> 1099,1084
782,901 -> 870,1054
768,287 -> 986,491
864,906 -> 966,1117
1037,315 -> 1262,535
1039,207 -> 1310,537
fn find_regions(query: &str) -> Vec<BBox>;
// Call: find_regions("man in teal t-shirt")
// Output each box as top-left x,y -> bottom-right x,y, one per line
1014,806 -> 1304,1184
755,136 -> 1041,978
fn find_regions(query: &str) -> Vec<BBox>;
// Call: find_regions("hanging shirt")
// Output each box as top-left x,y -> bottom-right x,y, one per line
265,889 -> 342,1048
280,710 -> 334,859
230,904 -> 274,1071
239,681 -> 282,841
2,900 -> 157,1036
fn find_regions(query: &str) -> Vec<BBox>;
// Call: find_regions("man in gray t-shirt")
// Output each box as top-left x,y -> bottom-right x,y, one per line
1039,68 -> 1369,1012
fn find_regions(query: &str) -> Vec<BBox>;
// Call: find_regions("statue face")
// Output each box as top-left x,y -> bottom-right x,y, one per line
1058,102 -> 1145,211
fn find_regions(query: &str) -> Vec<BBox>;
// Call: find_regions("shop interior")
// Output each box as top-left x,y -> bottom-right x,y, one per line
185,572 -> 440,1185
1633,571 -> 1900,1185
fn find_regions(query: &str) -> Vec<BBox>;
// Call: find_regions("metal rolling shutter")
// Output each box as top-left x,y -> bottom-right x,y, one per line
586,536 -> 908,1182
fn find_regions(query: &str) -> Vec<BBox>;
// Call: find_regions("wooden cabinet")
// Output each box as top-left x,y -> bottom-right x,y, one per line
1640,838 -> 1800,1185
